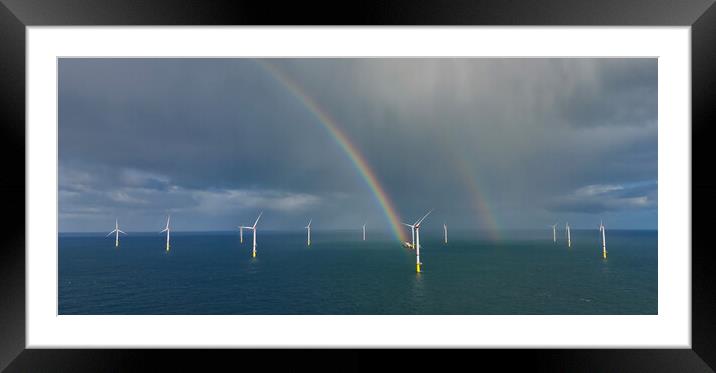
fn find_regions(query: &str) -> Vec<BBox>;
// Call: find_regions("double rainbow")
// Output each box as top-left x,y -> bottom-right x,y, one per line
258,61 -> 408,242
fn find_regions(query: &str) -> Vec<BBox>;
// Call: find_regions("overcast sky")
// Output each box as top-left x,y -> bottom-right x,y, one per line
58,58 -> 657,233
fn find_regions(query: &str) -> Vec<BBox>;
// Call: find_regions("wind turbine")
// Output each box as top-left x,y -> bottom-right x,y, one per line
566,222 -> 571,248
599,220 -> 607,259
362,223 -> 366,241
402,209 -> 433,273
552,223 -> 558,243
443,223 -> 448,245
160,215 -> 171,252
106,218 -> 126,247
305,219 -> 312,246
240,212 -> 263,258
239,226 -> 244,243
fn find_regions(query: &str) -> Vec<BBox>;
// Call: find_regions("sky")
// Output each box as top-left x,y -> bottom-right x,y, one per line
58,58 -> 657,235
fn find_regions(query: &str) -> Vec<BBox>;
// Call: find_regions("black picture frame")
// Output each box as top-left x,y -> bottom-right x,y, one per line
1,0 -> 714,371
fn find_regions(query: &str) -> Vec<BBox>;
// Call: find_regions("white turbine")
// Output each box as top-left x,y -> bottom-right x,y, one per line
239,226 -> 244,243
552,223 -> 557,243
362,223 -> 366,241
305,219 -> 312,246
443,223 -> 448,245
160,215 -> 171,252
106,218 -> 126,247
566,222 -> 571,248
240,212 -> 263,258
402,209 -> 432,273
600,220 -> 607,259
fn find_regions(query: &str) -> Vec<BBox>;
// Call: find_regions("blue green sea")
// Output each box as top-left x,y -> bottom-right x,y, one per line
58,230 -> 657,314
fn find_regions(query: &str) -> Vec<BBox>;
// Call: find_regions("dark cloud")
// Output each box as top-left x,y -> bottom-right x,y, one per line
59,58 -> 657,232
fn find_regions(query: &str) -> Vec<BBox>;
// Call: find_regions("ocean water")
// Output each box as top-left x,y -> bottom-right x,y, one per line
58,230 -> 657,315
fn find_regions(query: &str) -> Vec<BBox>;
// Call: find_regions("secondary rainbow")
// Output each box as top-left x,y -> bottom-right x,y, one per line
257,60 -> 408,242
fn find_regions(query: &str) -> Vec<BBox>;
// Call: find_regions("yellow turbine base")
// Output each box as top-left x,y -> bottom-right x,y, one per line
416,264 -> 421,273
252,251 -> 256,258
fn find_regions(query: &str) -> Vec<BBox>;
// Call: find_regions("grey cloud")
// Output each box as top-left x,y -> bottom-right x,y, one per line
59,58 -> 657,232
547,181 -> 657,214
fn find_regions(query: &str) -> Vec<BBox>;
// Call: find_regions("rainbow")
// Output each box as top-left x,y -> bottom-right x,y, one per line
257,60 -> 408,242
432,114 -> 502,241
456,164 -> 502,241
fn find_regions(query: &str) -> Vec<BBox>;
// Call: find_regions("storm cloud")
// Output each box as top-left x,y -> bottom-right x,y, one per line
58,58 -> 657,232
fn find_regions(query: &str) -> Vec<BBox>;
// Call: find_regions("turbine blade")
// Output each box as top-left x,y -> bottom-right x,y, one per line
118,230 -> 127,235
401,222 -> 414,228
106,230 -> 116,237
253,211 -> 263,228
416,209 -> 433,225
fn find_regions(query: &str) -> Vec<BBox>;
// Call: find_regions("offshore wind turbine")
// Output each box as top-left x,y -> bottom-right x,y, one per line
106,218 -> 126,247
402,210 -> 433,273
305,219 -> 312,246
240,211 -> 263,258
599,220 -> 607,259
566,222 -> 571,248
443,223 -> 448,245
160,215 -> 171,252
362,223 -> 366,241
552,223 -> 558,243
239,226 -> 244,243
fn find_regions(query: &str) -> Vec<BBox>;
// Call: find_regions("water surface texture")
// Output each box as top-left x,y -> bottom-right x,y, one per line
59,230 -> 657,314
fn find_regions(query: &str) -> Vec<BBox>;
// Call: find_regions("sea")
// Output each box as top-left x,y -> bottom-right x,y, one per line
58,230 -> 657,315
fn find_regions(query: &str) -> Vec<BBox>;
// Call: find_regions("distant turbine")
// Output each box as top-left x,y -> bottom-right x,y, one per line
305,219 -> 312,246
240,212 -> 263,258
566,222 -> 571,248
443,223 -> 448,245
599,220 -> 607,259
239,226 -> 244,243
106,218 -> 126,248
402,209 -> 433,273
362,223 -> 366,241
552,223 -> 557,243
160,215 -> 171,252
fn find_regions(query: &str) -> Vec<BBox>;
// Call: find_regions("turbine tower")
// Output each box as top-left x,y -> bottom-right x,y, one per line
600,220 -> 607,259
240,212 -> 263,258
362,223 -> 366,241
566,222 -> 571,248
305,219 -> 312,246
106,218 -> 126,247
443,223 -> 448,245
402,210 -> 433,273
160,215 -> 171,252
239,226 -> 244,243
